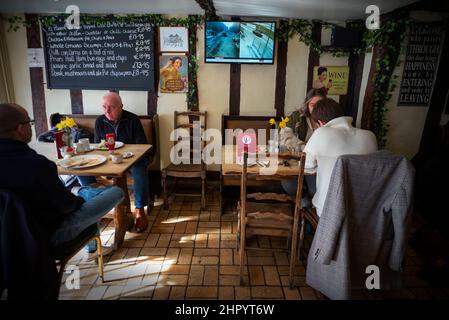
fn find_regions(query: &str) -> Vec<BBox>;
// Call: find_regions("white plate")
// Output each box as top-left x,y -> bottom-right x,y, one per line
92,141 -> 125,151
57,154 -> 107,169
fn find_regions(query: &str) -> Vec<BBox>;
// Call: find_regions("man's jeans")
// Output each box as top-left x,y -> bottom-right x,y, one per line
77,156 -> 149,208
51,186 -> 124,252
281,175 -> 317,207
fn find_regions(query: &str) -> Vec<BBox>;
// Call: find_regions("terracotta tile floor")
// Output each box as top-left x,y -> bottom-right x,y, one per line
58,181 -> 449,300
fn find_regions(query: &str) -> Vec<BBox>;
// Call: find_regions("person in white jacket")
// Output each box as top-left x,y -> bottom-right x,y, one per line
303,98 -> 378,216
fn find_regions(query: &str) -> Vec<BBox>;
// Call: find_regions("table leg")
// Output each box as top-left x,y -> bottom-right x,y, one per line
114,176 -> 131,212
220,172 -> 224,215
113,176 -> 133,250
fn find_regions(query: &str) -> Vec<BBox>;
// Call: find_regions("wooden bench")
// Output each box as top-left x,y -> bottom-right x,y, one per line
50,113 -> 161,199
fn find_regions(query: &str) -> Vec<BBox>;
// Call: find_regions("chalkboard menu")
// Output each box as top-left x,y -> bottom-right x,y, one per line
42,20 -> 155,91
398,23 -> 444,106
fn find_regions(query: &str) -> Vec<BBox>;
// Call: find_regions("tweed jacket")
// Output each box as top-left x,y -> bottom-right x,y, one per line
306,151 -> 415,300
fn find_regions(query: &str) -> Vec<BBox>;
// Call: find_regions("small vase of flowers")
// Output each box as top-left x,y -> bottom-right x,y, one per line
55,117 -> 76,155
268,117 -> 289,153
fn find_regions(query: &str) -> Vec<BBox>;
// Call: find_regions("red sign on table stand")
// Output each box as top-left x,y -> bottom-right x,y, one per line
237,132 -> 256,164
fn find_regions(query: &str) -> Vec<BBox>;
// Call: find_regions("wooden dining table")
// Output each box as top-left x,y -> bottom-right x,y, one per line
29,141 -> 153,250
220,145 -> 314,213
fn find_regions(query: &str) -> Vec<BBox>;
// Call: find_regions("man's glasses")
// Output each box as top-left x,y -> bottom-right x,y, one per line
20,119 -> 35,126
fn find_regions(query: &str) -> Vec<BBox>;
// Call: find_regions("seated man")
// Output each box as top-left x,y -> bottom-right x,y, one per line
0,103 -> 124,257
303,98 -> 378,216
78,92 -> 149,232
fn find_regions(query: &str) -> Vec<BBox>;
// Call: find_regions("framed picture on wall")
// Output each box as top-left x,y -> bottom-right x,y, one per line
159,54 -> 188,93
159,27 -> 189,52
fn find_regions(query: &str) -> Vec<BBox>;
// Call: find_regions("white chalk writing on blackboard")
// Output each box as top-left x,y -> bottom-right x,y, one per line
43,20 -> 155,91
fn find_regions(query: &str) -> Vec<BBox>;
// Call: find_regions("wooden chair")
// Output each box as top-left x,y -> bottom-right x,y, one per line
53,224 -> 104,298
238,151 -> 306,288
298,207 -> 319,262
162,111 -> 207,210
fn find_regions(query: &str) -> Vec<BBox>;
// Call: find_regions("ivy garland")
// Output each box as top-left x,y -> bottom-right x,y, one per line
5,14 -> 204,30
364,16 -> 410,148
6,13 -> 411,143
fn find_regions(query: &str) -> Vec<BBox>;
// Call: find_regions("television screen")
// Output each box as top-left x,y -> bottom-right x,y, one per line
205,21 -> 276,64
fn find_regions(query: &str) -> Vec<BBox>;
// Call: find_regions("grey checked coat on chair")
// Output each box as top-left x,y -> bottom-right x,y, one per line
306,151 -> 415,300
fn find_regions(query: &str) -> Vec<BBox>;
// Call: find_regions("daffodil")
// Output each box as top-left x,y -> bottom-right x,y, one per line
269,118 -> 276,125
279,121 -> 287,129
65,117 -> 76,128
56,117 -> 77,130
56,120 -> 66,130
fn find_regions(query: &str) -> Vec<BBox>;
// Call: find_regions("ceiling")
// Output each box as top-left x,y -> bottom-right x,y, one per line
0,0 -> 418,21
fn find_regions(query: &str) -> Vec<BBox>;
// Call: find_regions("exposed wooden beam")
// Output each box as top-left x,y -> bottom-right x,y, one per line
188,16 -> 199,111
360,47 -> 378,130
147,27 -> 159,115
274,20 -> 289,117
229,16 -> 241,116
25,13 -> 48,136
195,0 -> 219,20
340,21 -> 365,123
307,22 -> 321,92
344,51 -> 365,124
70,89 -> 83,114
229,64 -> 241,116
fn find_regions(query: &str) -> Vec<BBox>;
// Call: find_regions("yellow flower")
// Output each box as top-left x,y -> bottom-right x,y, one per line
269,118 -> 276,125
55,123 -> 63,130
56,117 -> 77,130
281,116 -> 289,123
56,120 -> 66,130
65,117 -> 76,128
279,121 -> 287,129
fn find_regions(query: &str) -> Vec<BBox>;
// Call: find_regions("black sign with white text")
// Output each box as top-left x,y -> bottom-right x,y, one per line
42,20 -> 155,91
398,23 -> 444,106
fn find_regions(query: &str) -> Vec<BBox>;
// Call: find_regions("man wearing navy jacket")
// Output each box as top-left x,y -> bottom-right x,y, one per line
78,92 -> 149,232
0,103 -> 124,258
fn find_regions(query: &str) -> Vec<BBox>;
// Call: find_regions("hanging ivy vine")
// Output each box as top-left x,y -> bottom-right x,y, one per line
364,15 -> 410,148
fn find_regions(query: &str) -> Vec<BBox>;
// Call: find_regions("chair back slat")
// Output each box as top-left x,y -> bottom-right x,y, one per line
173,111 -> 207,164
238,151 -> 307,288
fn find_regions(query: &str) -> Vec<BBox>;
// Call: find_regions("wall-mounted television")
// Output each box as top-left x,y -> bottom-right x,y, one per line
205,21 -> 276,64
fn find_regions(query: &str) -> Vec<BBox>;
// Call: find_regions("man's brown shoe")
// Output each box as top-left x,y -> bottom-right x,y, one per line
133,207 -> 148,233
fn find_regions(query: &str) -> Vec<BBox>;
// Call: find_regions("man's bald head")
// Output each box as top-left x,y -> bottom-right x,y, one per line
102,92 -> 123,122
103,92 -> 122,106
0,103 -> 33,142
0,103 -> 28,134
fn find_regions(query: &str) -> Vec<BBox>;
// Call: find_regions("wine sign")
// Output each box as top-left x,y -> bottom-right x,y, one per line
398,23 -> 444,106
42,19 -> 155,91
